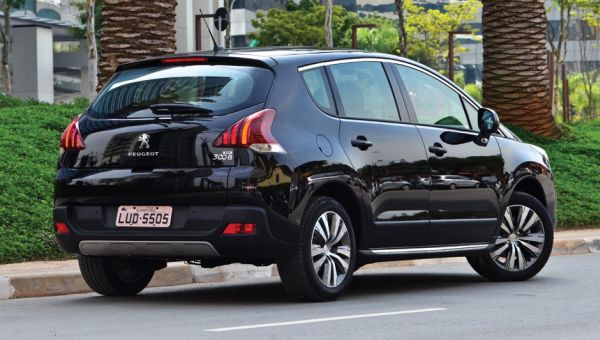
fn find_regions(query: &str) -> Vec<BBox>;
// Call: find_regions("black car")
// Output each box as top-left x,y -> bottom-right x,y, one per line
54,48 -> 556,301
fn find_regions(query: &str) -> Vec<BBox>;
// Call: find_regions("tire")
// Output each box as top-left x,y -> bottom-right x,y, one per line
449,183 -> 457,190
277,196 -> 356,302
78,256 -> 155,296
467,191 -> 554,281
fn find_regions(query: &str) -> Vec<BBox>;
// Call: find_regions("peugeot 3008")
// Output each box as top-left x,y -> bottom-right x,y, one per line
54,48 -> 556,301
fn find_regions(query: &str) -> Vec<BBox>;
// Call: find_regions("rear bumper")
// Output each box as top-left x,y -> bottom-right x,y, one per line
53,205 -> 296,261
79,241 -> 220,257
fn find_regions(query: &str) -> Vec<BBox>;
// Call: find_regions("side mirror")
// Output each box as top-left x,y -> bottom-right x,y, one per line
475,108 -> 500,146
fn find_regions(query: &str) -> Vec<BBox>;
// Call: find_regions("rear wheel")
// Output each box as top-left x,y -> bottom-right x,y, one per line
277,196 -> 356,301
78,256 -> 156,296
467,191 -> 553,281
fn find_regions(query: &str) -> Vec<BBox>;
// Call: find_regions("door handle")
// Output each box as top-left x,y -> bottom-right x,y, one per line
351,136 -> 373,151
428,143 -> 448,157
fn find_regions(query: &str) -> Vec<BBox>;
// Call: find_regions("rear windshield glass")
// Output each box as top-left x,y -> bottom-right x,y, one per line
88,65 -> 273,118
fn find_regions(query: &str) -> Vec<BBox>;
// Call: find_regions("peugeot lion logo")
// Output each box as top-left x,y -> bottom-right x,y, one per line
138,134 -> 150,149
128,134 -> 158,157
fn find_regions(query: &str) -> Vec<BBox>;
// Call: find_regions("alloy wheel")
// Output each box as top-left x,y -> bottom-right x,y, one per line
490,204 -> 546,272
311,211 -> 352,288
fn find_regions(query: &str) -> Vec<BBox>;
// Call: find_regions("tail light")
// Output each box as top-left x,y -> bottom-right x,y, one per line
60,116 -> 85,150
54,222 -> 71,235
222,223 -> 257,235
161,57 -> 208,64
213,109 -> 285,153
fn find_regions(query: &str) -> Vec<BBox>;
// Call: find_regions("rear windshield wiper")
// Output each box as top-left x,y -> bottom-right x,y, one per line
150,103 -> 213,116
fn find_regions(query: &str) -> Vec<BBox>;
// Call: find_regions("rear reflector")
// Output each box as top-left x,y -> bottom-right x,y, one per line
222,223 -> 257,235
161,57 -> 208,64
213,109 -> 285,153
54,222 -> 70,235
60,116 -> 85,150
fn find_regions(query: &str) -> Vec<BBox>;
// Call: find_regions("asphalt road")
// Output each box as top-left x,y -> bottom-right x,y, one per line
1,253 -> 599,340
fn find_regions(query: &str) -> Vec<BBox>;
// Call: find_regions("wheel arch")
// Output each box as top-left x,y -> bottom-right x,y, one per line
311,180 -> 368,249
513,176 -> 547,208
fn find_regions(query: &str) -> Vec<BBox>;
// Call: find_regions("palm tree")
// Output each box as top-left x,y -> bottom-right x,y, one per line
482,0 -> 560,138
98,0 -> 177,88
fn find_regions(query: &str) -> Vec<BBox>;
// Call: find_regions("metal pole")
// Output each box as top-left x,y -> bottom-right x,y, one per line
218,18 -> 224,48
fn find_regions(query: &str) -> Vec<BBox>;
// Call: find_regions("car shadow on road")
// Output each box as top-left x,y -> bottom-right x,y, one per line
64,268 -> 556,307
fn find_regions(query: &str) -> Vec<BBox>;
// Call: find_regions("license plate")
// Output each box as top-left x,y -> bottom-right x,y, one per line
116,206 -> 172,228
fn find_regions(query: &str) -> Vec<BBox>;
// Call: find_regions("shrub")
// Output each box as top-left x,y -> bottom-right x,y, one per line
0,97 -> 88,263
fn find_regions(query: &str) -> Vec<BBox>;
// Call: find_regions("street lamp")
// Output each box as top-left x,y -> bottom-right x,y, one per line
448,30 -> 472,82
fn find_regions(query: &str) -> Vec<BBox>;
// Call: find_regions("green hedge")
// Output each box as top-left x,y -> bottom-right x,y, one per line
0,95 -> 598,264
0,96 -> 88,264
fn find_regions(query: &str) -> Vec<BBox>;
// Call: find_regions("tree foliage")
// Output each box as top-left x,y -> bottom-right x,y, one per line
404,0 -> 481,68
352,0 -> 481,69
249,0 -> 359,48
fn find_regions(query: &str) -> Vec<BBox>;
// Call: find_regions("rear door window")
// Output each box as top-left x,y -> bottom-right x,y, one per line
89,65 -> 274,119
300,67 -> 335,114
329,62 -> 400,122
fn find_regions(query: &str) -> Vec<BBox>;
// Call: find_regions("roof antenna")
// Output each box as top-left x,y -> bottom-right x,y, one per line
198,7 -> 221,54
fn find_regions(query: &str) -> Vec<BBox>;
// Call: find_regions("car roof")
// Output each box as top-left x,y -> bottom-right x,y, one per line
116,47 -> 419,71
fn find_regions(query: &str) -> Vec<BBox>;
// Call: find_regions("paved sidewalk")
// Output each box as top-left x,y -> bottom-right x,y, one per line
1,228 -> 598,300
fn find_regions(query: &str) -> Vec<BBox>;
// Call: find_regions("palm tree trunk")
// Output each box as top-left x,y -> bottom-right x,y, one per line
482,0 -> 560,138
98,0 -> 177,89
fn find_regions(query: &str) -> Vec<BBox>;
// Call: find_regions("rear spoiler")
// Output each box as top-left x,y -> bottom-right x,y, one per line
116,53 -> 278,72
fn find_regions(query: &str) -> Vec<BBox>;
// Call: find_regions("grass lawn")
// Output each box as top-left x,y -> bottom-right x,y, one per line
0,95 -> 598,263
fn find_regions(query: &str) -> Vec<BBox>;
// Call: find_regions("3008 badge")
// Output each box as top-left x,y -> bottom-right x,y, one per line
213,150 -> 234,161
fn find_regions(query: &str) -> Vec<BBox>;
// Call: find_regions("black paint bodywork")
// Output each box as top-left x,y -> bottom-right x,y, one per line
54,49 -> 556,266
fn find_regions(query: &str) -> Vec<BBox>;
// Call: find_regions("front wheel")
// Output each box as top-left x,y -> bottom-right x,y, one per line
78,256 -> 156,296
277,196 -> 356,301
467,191 -> 554,281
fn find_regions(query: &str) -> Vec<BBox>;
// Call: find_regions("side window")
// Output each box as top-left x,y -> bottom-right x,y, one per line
395,65 -> 470,129
329,62 -> 400,122
301,67 -> 335,114
463,99 -> 480,132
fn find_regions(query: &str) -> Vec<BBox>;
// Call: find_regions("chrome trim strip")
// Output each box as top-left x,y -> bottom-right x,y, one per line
374,220 -> 429,227
430,218 -> 498,225
297,57 -> 481,111
79,240 -> 221,257
370,243 -> 490,255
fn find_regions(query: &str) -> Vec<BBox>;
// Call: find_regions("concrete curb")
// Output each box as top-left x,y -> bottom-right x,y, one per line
1,236 -> 598,301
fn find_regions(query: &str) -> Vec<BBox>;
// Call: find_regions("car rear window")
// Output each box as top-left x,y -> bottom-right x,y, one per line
88,65 -> 274,118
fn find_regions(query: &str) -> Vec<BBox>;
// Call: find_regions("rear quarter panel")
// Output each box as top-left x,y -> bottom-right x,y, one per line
254,63 -> 372,248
